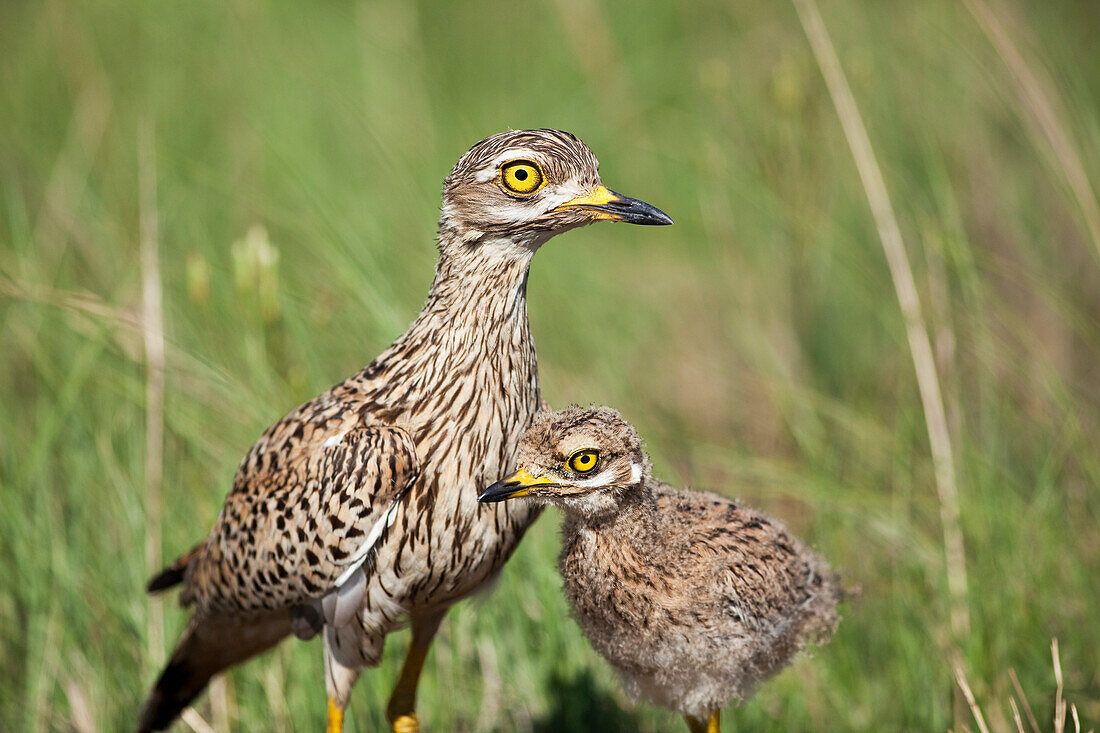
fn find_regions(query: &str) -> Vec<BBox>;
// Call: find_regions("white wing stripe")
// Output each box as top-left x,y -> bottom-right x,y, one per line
332,498 -> 400,588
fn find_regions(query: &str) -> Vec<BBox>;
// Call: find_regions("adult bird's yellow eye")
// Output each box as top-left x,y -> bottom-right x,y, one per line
567,449 -> 600,475
500,160 -> 544,196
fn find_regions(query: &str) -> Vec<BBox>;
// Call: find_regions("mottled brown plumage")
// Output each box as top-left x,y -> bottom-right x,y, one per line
187,426 -> 419,614
480,407 -> 840,732
139,130 -> 671,733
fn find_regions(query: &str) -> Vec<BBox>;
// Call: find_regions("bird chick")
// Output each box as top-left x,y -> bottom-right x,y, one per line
480,406 -> 840,733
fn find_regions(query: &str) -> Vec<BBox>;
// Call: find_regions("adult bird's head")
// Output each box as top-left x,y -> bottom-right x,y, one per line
479,406 -> 651,522
438,129 -> 672,253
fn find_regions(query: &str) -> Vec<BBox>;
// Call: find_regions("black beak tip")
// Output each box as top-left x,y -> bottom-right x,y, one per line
607,192 -> 674,226
478,481 -> 512,503
647,208 -> 674,226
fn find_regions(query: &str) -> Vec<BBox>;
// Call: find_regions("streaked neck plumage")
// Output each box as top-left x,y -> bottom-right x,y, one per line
362,231 -> 543,490
423,238 -> 535,330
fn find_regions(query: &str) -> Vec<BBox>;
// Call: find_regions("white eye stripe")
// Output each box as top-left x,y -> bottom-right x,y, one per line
487,201 -> 543,224
568,473 -> 614,489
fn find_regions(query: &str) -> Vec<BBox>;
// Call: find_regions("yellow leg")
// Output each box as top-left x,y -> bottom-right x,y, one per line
386,612 -> 444,733
684,709 -> 721,733
327,697 -> 344,733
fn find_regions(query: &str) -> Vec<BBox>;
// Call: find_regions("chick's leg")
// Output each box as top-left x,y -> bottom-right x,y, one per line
684,709 -> 721,733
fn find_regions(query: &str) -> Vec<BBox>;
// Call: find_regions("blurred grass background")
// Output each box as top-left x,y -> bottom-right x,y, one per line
2,0 -> 1099,730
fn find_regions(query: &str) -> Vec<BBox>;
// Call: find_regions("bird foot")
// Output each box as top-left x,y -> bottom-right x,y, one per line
391,713 -> 419,733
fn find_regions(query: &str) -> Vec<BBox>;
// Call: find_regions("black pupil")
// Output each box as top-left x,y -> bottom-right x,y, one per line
514,168 -> 528,181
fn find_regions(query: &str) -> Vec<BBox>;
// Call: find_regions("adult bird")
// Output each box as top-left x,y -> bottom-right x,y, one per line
138,130 -> 672,733
480,407 -> 840,733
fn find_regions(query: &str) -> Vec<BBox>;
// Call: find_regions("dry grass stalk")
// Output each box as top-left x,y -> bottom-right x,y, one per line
791,0 -> 970,641
954,638 -> 1093,733
0,276 -> 143,333
209,676 -> 231,733
64,678 -> 96,733
956,665 -> 993,733
1053,639 -> 1066,733
180,709 -> 216,733
140,121 -> 166,664
1011,667 -> 1042,733
962,0 -> 1100,263
1010,697 -> 1027,733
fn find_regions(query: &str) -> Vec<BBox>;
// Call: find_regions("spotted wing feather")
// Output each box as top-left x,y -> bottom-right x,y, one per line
184,426 -> 420,615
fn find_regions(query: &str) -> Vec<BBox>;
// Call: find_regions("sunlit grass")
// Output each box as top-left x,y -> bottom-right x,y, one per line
2,0 -> 1098,730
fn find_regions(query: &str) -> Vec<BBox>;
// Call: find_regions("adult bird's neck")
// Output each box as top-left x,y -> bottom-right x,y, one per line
359,235 -> 541,435
423,239 -> 535,332
369,236 -> 538,389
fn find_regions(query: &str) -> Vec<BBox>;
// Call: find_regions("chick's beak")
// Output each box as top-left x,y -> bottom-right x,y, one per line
553,185 -> 673,226
478,468 -> 561,503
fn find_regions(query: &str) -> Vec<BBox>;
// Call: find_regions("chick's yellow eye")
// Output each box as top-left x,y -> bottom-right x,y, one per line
567,449 -> 600,475
500,160 -> 544,195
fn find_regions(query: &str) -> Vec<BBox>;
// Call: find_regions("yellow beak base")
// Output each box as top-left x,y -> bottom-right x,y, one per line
478,468 -> 560,503
553,185 -> 673,226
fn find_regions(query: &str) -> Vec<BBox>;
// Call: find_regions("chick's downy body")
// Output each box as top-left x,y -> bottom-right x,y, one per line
560,483 -> 837,719
481,407 -> 840,729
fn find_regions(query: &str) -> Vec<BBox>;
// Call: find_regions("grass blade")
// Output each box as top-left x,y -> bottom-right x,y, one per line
792,0 -> 970,641
140,121 -> 165,664
963,0 -> 1100,264
955,664 -> 992,733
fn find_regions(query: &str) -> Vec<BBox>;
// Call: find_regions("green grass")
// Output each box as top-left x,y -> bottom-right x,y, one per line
2,0 -> 1099,730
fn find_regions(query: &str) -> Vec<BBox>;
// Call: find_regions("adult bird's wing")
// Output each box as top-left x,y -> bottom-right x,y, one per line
182,425 -> 420,617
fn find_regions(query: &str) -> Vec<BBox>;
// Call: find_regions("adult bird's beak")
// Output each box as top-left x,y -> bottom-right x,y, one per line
553,185 -> 673,226
478,468 -> 561,503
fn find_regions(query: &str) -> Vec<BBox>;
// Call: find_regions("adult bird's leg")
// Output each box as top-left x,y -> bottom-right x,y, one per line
684,709 -> 721,733
323,614 -> 368,733
326,697 -> 344,733
386,610 -> 445,733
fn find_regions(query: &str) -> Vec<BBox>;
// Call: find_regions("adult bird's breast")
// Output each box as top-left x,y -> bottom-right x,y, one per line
365,357 -> 541,615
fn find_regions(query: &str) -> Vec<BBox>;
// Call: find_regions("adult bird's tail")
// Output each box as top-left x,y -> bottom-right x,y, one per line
146,543 -> 204,594
137,607 -> 291,731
